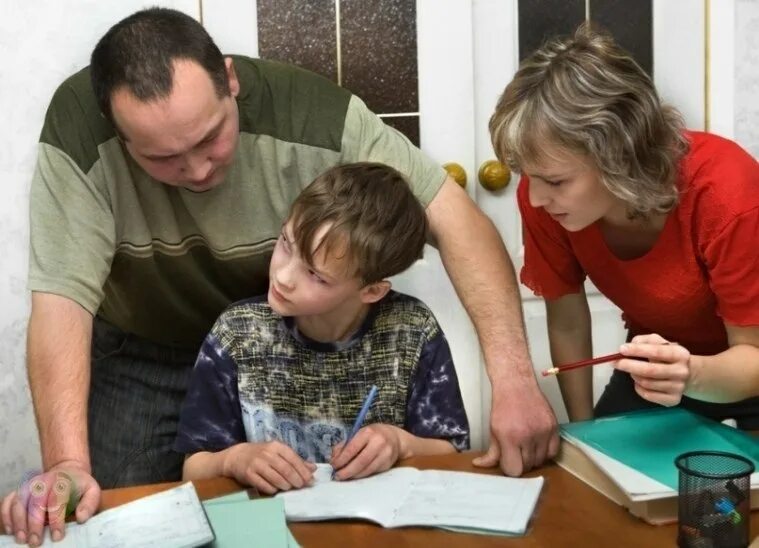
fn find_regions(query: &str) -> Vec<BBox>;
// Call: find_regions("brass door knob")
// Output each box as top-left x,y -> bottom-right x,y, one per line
478,160 -> 511,191
442,162 -> 467,189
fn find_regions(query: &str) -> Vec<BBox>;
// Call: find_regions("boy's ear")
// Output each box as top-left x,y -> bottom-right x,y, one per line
359,280 -> 391,304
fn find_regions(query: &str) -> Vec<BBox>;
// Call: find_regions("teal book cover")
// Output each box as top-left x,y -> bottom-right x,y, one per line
560,408 -> 759,490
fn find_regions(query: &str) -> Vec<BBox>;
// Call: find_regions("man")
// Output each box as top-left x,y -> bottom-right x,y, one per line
1,7 -> 557,545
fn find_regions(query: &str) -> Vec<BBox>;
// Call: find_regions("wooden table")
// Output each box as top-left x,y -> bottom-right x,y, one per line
99,451 -> 759,547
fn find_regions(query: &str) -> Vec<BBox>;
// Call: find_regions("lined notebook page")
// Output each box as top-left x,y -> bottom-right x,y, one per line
392,471 -> 543,534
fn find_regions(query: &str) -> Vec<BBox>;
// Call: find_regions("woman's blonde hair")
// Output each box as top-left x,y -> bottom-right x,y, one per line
490,24 -> 689,216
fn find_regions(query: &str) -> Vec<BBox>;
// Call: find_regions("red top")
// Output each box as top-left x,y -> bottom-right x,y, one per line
518,131 -> 759,356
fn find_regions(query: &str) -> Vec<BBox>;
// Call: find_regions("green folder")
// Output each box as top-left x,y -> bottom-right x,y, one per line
560,408 -> 759,490
203,492 -> 299,548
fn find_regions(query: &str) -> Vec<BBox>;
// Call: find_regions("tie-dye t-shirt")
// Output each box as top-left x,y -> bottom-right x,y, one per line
174,292 -> 470,462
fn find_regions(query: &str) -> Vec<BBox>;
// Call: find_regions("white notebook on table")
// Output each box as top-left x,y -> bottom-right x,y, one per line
0,482 -> 213,548
277,464 -> 544,536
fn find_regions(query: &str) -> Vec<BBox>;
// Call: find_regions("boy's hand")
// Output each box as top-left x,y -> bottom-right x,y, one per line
223,442 -> 316,494
330,424 -> 406,480
1,461 -> 100,547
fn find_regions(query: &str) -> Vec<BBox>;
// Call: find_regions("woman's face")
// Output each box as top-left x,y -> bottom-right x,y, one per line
522,144 -> 624,232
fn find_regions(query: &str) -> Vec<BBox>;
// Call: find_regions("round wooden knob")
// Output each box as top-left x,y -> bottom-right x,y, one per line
478,160 -> 511,191
442,162 -> 467,189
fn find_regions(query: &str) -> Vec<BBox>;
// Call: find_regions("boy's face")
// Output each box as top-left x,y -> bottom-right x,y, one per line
268,220 -> 370,318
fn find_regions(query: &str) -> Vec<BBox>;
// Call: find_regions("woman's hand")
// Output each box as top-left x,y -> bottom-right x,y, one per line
615,333 -> 691,406
330,424 -> 406,480
222,441 -> 316,494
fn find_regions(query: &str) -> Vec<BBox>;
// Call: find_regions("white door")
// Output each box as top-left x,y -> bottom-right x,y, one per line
204,0 -> 708,449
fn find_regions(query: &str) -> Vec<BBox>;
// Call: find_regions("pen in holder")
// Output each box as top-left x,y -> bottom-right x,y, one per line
675,450 -> 754,548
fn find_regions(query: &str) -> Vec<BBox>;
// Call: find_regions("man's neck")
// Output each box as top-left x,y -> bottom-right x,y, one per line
294,302 -> 372,344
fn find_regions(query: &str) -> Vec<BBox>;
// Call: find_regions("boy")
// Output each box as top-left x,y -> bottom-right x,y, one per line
174,162 -> 470,494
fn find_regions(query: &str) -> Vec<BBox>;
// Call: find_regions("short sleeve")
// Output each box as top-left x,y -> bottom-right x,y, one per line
405,318 -> 470,451
174,333 -> 246,454
28,82 -> 116,313
517,176 -> 585,299
340,95 -> 446,208
702,208 -> 759,325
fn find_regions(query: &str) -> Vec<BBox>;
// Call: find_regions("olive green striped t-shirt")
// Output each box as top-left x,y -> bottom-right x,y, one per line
29,56 -> 446,348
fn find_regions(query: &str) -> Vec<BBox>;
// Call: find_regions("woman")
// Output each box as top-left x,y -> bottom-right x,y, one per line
489,25 -> 759,427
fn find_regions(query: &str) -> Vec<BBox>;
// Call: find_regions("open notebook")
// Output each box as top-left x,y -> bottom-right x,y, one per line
276,463 -> 544,536
0,482 -> 213,548
557,408 -> 759,524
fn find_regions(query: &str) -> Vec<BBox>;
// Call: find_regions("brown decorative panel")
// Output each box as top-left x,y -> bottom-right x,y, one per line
518,0 -> 585,60
257,0 -> 338,82
340,0 -> 418,115
589,0 -> 653,76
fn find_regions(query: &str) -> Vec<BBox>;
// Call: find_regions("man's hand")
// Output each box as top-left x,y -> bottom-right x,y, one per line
222,441 -> 316,495
615,334 -> 690,406
473,380 -> 559,476
1,461 -> 100,547
330,424 -> 405,480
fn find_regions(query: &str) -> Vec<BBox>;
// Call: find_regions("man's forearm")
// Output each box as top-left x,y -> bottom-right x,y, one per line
27,293 -> 93,471
428,180 -> 533,384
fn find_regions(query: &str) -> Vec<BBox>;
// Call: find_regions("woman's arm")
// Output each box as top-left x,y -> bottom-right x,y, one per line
546,290 -> 595,421
687,324 -> 759,402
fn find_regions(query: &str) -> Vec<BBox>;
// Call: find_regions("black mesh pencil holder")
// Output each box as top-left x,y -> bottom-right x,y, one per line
675,451 -> 754,548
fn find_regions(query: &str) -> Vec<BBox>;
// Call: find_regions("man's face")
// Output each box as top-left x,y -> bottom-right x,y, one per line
111,58 -> 240,192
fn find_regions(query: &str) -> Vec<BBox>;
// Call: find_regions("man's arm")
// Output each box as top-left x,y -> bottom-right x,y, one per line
426,177 -> 559,476
546,291 -> 594,422
1,292 -> 100,545
27,292 -> 92,472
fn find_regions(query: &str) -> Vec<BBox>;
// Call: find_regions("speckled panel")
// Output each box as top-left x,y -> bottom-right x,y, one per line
257,0 -> 338,82
340,0 -> 418,114
590,0 -> 653,76
518,0 -> 585,60
381,115 -> 420,147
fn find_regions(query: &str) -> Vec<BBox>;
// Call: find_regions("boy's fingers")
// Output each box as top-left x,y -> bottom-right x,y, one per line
336,437 -> 381,480
268,457 -> 306,489
351,453 -> 386,480
275,446 -> 314,485
247,472 -> 277,495
332,431 -> 370,470
258,464 -> 294,491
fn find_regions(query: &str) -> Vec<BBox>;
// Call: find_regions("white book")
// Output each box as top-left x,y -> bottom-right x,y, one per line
0,482 -> 214,548
277,464 -> 544,536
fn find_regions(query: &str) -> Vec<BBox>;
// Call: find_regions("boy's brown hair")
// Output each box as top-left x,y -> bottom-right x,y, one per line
289,162 -> 427,284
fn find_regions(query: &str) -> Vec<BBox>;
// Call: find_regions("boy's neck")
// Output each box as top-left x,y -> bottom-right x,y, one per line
294,301 -> 373,344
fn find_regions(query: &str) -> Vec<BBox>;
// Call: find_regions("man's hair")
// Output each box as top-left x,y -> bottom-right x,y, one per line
90,7 -> 230,125
490,24 -> 689,217
289,163 -> 428,284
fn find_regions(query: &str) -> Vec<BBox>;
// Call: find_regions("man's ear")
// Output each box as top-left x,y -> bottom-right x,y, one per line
360,280 -> 391,304
224,57 -> 240,97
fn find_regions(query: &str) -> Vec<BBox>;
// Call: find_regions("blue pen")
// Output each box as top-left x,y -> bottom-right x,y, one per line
332,385 -> 379,479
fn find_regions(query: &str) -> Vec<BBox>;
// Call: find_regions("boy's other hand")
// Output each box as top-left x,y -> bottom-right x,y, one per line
330,424 -> 405,480
223,442 -> 316,494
